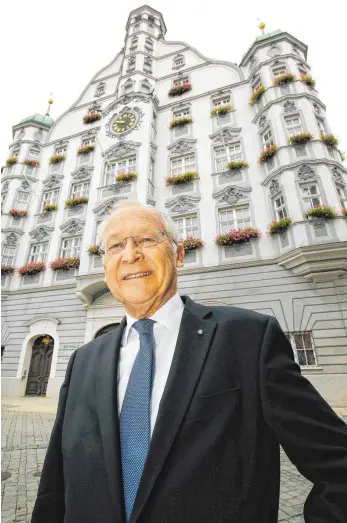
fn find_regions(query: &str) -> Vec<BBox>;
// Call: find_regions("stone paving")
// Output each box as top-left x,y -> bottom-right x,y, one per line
1,398 -> 347,523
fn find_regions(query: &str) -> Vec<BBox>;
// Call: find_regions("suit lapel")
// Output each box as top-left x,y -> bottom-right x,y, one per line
129,297 -> 216,523
96,317 -> 127,523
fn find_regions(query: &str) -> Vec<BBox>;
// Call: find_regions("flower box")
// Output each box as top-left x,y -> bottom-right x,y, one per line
18,261 -> 46,276
43,204 -> 58,213
169,117 -> 192,129
227,161 -> 249,170
268,218 -> 292,236
289,132 -> 313,145
165,171 -> 198,186
88,245 -> 101,256
304,205 -> 337,220
77,144 -> 95,156
50,257 -> 80,271
9,208 -> 28,218
210,105 -> 233,116
6,157 -> 17,166
273,73 -> 296,86
64,196 -> 89,208
23,159 -> 40,167
342,208 -> 347,218
168,83 -> 192,97
1,265 -> 15,275
249,85 -> 265,106
300,74 -> 316,88
215,227 -> 261,246
181,237 -> 204,252
83,112 -> 102,124
258,145 -> 278,164
320,134 -> 339,148
115,172 -> 138,183
49,154 -> 66,164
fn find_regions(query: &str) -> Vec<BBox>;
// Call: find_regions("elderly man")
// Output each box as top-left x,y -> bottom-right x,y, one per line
32,201 -> 347,523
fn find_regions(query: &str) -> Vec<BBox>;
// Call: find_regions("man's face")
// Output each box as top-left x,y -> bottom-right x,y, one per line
103,208 -> 183,316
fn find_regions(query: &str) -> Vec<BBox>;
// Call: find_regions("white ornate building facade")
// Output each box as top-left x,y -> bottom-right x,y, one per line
1,6 -> 347,403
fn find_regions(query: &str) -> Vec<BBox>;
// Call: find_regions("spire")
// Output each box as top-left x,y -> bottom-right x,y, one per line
257,19 -> 266,35
46,95 -> 53,116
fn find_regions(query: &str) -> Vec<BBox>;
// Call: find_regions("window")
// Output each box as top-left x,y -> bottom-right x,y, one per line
82,136 -> 95,147
214,144 -> 242,172
174,77 -> 189,87
1,191 -> 7,213
123,81 -> 133,95
28,243 -> 48,263
55,145 -> 67,155
105,156 -> 136,185
262,128 -> 274,148
301,184 -> 321,211
1,245 -> 15,266
174,215 -> 198,240
170,155 -> 196,175
336,186 -> 347,210
140,81 -> 151,94
71,182 -> 90,199
96,83 -> 106,96
251,75 -> 262,90
12,148 -> 20,158
133,24 -> 140,33
29,147 -> 40,158
134,15 -> 142,22
61,237 -> 81,258
285,115 -> 303,137
128,56 -> 136,71
1,346 -> 4,360
173,54 -> 184,68
219,206 -> 251,234
14,191 -> 29,210
148,15 -> 155,22
145,38 -> 153,48
272,65 -> 286,77
147,23 -> 154,34
298,64 -> 307,76
172,108 -> 191,137
148,158 -> 155,197
316,116 -> 326,135
212,96 -> 231,108
274,194 -> 288,220
286,332 -> 317,366
41,189 -> 59,213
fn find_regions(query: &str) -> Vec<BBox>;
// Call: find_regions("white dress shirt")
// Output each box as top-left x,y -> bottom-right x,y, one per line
117,291 -> 184,436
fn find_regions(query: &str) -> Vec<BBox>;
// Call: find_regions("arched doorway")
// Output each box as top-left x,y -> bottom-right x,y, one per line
25,335 -> 54,396
94,323 -> 119,338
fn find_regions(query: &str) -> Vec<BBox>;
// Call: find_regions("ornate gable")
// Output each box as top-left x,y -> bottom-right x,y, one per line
43,174 -> 64,189
60,219 -> 85,235
210,127 -> 242,145
331,166 -> 344,185
29,225 -> 54,242
269,178 -> 281,196
102,141 -> 141,160
296,164 -> 316,182
71,166 -> 94,181
213,185 -> 251,205
167,138 -> 197,157
102,94 -> 150,118
93,197 -> 128,218
165,195 -> 201,214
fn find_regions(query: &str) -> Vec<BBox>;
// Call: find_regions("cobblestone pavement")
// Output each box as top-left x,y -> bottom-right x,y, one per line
1,399 -> 347,523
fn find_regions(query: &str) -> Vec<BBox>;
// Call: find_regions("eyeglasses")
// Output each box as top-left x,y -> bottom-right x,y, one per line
100,231 -> 176,257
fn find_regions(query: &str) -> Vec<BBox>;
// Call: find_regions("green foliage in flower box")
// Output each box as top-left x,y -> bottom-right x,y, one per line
6,157 -> 17,166
215,227 -> 261,246
1,265 -> 15,275
115,172 -> 138,183
18,261 -> 45,275
342,208 -> 347,218
23,159 -> 40,167
50,257 -> 80,271
49,154 -> 65,164
273,73 -> 296,86
304,205 -> 337,220
64,196 -> 89,208
77,144 -> 95,155
181,237 -> 204,252
300,74 -> 316,88
9,208 -> 28,218
210,105 -> 233,116
227,161 -> 249,170
258,145 -> 278,164
168,83 -> 192,97
289,132 -> 313,145
267,218 -> 292,236
88,245 -> 101,256
43,204 -> 58,213
83,112 -> 102,124
169,117 -> 192,129
249,85 -> 265,106
320,134 -> 339,148
165,171 -> 198,186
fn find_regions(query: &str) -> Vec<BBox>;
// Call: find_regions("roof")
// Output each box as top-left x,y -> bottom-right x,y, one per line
254,29 -> 282,42
19,113 -> 54,128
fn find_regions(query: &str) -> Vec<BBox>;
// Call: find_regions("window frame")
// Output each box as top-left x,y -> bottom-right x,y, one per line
218,205 -> 251,234
285,114 -> 304,137
173,76 -> 190,87
28,242 -> 48,263
1,244 -> 16,267
70,181 -> 90,199
286,332 -> 318,367
273,193 -> 288,220
335,184 -> 347,210
272,65 -> 287,77
261,126 -> 274,148
104,156 -> 137,186
300,183 -> 322,211
13,190 -> 30,210
170,154 -> 196,175
214,142 -> 243,173
60,236 -> 82,258
41,188 -> 60,213
173,214 -> 199,240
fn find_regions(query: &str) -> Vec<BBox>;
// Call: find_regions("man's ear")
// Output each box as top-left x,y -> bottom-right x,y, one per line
176,243 -> 185,268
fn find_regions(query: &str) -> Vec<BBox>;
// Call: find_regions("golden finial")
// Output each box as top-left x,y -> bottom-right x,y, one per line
46,94 -> 53,116
258,21 -> 266,34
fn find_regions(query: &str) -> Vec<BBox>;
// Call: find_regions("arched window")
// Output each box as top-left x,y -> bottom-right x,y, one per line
173,54 -> 185,69
268,45 -> 281,57
123,80 -> 134,95
95,82 -> 106,97
140,79 -> 151,94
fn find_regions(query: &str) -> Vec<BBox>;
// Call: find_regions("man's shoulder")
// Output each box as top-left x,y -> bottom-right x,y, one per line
196,299 -> 270,326
74,327 -> 121,361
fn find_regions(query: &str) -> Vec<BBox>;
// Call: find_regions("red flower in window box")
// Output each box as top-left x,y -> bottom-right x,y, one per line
304,205 -> 337,220
210,105 -> 233,116
23,159 -> 40,167
341,208 -> 347,218
227,161 -> 249,170
115,172 -> 138,183
165,171 -> 198,185
258,145 -> 278,164
88,245 -> 102,256
168,83 -> 192,97
249,85 -> 265,106
18,261 -> 46,275
273,73 -> 296,86
77,144 -> 95,155
300,74 -> 316,88
64,196 -> 89,208
215,227 -> 261,246
9,208 -> 28,218
50,257 -> 80,271
289,132 -> 313,145
169,117 -> 193,128
181,237 -> 204,252
1,265 -> 15,275
49,154 -> 66,164
83,112 -> 102,124
267,218 -> 292,236
320,134 -> 339,148
6,157 -> 17,166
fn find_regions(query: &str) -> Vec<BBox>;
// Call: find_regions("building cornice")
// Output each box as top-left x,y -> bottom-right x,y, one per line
240,32 -> 308,67
252,90 -> 326,124
249,53 -> 311,81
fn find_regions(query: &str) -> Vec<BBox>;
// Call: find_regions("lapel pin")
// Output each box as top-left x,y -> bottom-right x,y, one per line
197,329 -> 203,335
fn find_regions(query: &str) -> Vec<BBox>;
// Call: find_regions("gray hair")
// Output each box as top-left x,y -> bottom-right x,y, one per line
97,200 -> 178,257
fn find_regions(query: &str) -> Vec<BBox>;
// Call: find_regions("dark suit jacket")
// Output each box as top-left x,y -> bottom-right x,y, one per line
32,295 -> 347,523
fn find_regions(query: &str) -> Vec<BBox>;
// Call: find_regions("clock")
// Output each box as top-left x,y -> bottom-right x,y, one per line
112,111 -> 137,134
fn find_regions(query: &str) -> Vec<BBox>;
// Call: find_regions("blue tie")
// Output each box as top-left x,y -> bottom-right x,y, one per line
120,319 -> 156,521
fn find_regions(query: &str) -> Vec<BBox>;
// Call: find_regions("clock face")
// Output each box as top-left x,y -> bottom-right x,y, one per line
112,112 -> 137,134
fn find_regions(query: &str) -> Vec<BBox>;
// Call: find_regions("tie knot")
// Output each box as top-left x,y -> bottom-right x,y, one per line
132,319 -> 155,336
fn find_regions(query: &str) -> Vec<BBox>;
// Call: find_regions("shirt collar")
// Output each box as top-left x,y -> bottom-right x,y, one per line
123,291 -> 184,343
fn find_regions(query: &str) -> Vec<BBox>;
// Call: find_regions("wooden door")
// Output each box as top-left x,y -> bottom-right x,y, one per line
25,337 -> 53,396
